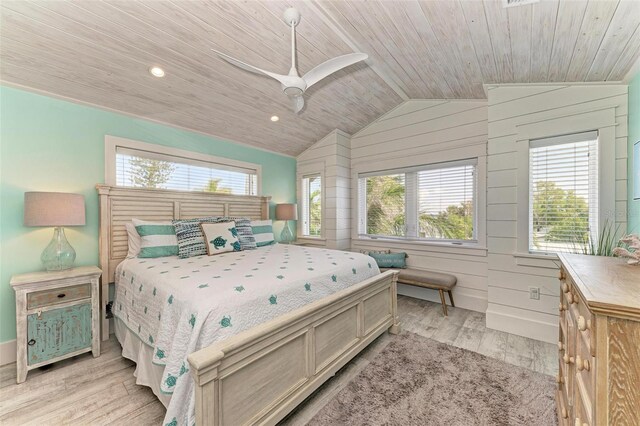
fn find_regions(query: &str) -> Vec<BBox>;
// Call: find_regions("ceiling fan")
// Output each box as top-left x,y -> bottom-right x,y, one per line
211,7 -> 368,114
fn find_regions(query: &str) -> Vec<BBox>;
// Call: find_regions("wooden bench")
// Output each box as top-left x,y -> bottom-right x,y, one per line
381,267 -> 457,316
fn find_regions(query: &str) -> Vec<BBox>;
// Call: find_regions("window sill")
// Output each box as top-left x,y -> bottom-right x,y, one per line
354,237 -> 487,256
296,236 -> 326,242
513,252 -> 561,269
513,252 -> 559,260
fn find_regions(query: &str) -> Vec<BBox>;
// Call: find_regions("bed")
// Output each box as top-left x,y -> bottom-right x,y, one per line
97,184 -> 400,425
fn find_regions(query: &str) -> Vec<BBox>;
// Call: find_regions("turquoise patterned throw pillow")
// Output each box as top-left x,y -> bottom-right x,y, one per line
368,252 -> 407,268
251,220 -> 275,247
132,219 -> 178,258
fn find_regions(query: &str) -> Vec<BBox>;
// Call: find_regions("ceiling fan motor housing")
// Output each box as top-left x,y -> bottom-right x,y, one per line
283,8 -> 301,26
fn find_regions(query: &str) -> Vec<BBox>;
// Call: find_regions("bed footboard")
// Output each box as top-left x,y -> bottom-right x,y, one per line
187,270 -> 400,426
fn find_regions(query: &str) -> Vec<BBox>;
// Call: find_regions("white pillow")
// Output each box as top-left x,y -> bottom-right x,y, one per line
125,222 -> 141,258
201,221 -> 241,255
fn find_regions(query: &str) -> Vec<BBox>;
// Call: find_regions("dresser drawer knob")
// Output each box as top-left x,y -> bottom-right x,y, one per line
576,355 -> 591,372
578,316 -> 591,332
57,293 -> 66,298
563,354 -> 574,364
562,282 -> 569,293
559,303 -> 566,312
27,339 -> 36,346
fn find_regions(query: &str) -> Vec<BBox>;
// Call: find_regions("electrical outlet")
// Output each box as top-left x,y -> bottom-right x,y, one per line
529,287 -> 540,300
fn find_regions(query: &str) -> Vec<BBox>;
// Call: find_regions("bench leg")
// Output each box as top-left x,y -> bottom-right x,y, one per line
439,289 -> 448,316
448,290 -> 455,308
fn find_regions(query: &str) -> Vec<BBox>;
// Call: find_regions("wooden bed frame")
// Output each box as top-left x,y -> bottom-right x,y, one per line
96,184 -> 400,425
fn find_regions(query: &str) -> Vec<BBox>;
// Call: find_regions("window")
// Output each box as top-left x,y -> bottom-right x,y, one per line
528,131 -> 598,254
108,137 -> 259,196
301,174 -> 322,237
358,159 -> 477,243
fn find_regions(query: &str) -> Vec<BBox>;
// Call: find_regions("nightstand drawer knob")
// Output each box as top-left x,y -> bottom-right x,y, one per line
57,293 -> 66,298
28,339 -> 36,346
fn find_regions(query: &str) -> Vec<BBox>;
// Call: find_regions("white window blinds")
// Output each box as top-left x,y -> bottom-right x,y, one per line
115,147 -> 258,196
301,174 -> 322,236
529,131 -> 598,254
358,159 -> 476,242
417,164 -> 475,240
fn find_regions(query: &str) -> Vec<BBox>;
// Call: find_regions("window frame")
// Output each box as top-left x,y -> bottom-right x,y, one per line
300,173 -> 322,238
357,158 -> 479,245
514,107 -> 618,260
105,135 -> 262,195
296,162 -> 325,241
527,131 -> 599,255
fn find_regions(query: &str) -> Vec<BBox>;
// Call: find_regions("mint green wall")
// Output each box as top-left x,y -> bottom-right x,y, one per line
0,86 -> 296,343
629,72 -> 640,233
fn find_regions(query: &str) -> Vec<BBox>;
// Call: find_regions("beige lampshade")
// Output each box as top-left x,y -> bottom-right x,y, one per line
275,203 -> 298,221
24,192 -> 86,227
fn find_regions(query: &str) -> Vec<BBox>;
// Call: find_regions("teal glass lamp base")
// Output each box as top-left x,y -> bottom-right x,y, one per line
280,220 -> 294,244
41,227 -> 76,271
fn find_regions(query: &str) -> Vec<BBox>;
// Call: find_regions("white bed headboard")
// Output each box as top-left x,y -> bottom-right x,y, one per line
96,184 -> 271,283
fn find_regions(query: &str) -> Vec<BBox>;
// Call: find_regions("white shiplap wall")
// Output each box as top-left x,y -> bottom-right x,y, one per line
486,84 -> 628,343
350,100 -> 489,312
297,129 -> 352,250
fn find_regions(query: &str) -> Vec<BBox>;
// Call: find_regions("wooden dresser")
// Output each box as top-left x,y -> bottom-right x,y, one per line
557,253 -> 640,426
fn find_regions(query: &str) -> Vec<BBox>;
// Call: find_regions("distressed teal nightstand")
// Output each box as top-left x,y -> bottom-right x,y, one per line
10,266 -> 101,383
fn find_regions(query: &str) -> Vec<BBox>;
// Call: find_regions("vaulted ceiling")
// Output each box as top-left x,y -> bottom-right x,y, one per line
1,0 -> 639,156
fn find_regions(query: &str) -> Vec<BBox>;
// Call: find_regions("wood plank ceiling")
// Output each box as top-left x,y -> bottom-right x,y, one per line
1,0 -> 639,156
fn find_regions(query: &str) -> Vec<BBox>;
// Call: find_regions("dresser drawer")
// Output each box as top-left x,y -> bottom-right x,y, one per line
573,375 -> 592,426
27,283 -> 91,309
556,388 -> 570,425
573,290 -> 596,357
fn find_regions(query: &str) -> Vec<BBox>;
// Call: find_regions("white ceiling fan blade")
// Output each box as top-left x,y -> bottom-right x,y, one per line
211,49 -> 289,85
290,95 -> 304,114
302,53 -> 368,89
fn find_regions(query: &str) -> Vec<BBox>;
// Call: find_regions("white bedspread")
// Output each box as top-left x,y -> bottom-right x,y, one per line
114,244 -> 379,426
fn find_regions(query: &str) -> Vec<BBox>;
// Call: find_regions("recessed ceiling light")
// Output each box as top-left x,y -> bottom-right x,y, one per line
270,116 -> 279,122
149,66 -> 165,77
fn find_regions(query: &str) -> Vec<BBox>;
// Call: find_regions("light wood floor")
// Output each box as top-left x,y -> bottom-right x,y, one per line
0,295 -> 558,425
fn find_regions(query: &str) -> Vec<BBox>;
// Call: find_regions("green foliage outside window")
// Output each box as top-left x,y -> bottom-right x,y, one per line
419,201 -> 473,240
204,179 -> 231,194
129,157 -> 175,188
365,175 -> 406,237
531,181 -> 589,249
308,186 -> 321,236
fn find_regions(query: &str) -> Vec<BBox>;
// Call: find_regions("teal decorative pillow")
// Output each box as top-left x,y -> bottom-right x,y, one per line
132,219 -> 178,258
251,219 -> 275,247
200,221 -> 241,255
172,216 -> 222,258
368,252 -> 407,269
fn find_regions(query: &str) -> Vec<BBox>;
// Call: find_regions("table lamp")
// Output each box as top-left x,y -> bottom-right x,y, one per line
275,203 -> 297,244
24,192 -> 86,271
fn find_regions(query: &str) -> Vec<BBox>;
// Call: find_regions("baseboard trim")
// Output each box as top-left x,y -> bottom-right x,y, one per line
486,308 -> 558,344
0,340 -> 16,366
397,284 -> 487,313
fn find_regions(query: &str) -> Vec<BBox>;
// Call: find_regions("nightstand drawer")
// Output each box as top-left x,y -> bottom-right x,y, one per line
27,303 -> 92,365
27,283 -> 91,309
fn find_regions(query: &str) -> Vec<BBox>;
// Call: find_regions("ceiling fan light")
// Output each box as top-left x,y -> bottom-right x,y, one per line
149,66 -> 165,77
283,87 -> 303,97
